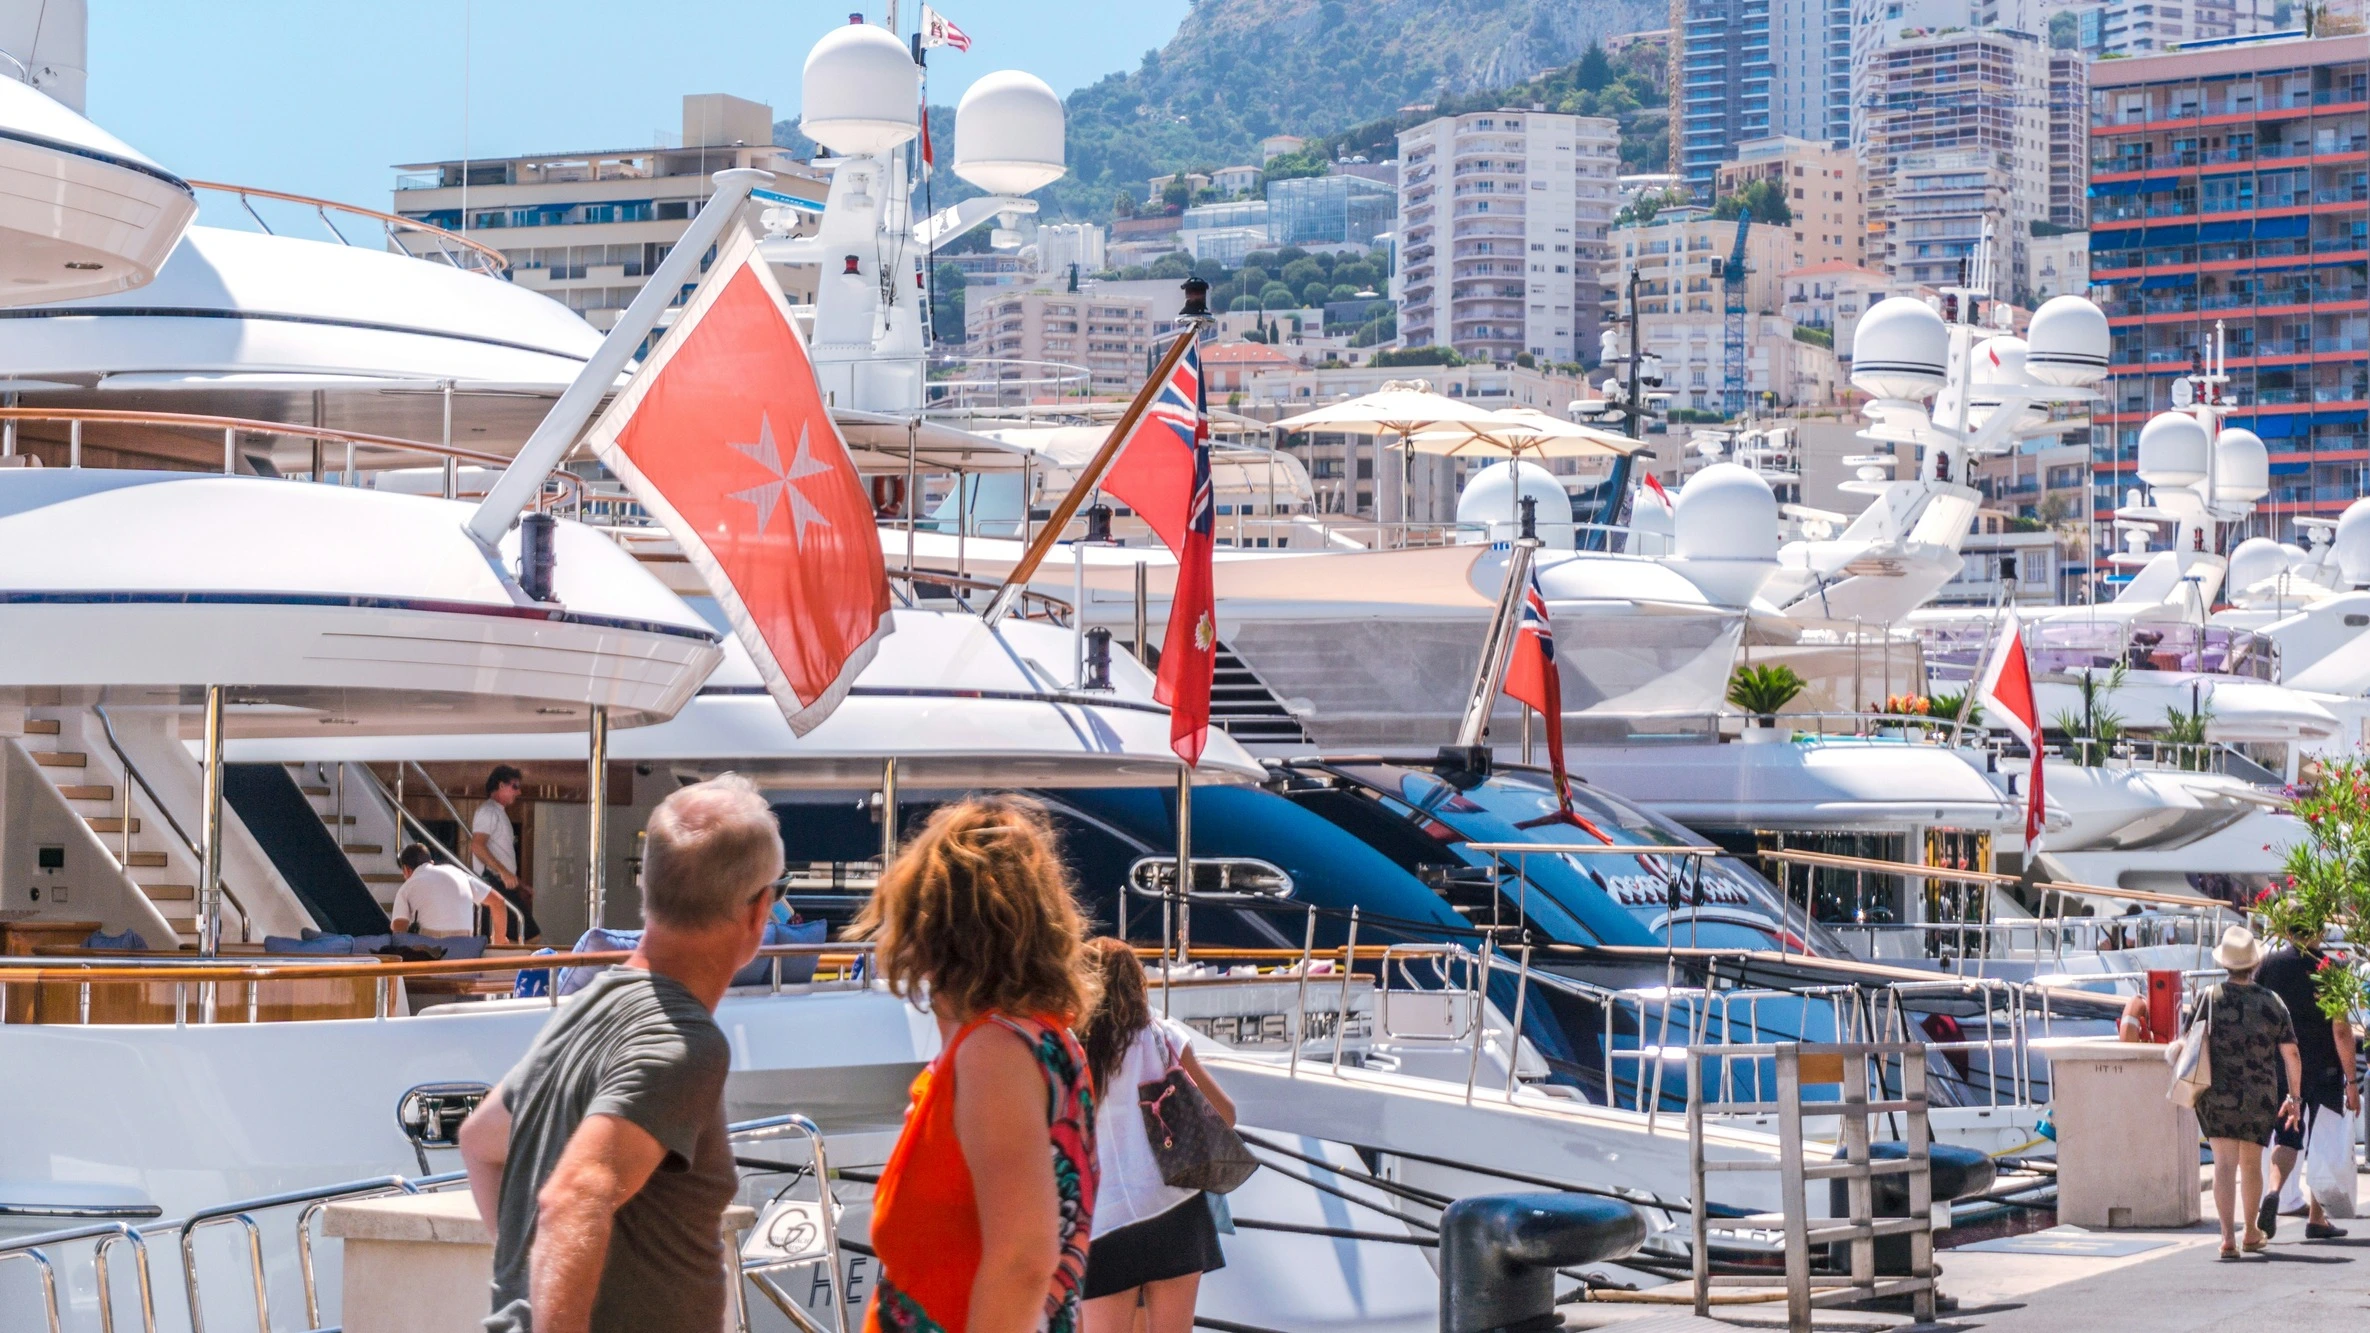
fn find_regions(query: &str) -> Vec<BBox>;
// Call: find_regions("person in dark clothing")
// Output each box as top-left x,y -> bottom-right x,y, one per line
2256,933 -> 2360,1241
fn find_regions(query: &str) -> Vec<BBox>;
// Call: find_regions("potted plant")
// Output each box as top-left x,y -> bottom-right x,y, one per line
1727,664 -> 1806,743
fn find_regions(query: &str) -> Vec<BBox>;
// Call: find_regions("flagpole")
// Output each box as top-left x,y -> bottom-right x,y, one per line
466,167 -> 770,547
981,281 -> 1210,626
1452,538 -> 1540,751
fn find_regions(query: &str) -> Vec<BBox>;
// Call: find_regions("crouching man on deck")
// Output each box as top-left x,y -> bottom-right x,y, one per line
459,775 -> 783,1333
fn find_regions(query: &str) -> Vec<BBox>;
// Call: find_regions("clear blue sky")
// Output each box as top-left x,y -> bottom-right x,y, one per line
88,1 -> 1186,223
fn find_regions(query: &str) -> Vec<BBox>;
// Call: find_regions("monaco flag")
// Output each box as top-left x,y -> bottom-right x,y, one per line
1974,607 -> 2047,851
578,226 -> 892,736
1103,332 -> 1215,764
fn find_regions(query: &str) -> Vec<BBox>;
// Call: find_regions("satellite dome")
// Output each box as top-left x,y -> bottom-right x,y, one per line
2136,411 -> 2209,488
1850,298 -> 1949,400
1967,336 -> 2037,427
1673,463 -> 1778,563
801,22 -> 920,156
955,70 -> 1067,195
2225,536 -> 2294,595
2213,427 -> 2269,503
1457,460 -> 1574,547
2337,497 -> 2370,588
2025,295 -> 2111,387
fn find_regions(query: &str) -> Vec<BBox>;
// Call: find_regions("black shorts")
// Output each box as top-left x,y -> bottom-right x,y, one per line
2272,1068 -> 2347,1151
1083,1195 -> 1226,1300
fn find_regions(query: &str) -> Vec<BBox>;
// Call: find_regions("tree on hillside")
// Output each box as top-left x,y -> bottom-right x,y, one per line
1576,43 -> 1613,90
931,263 -> 967,342
1262,147 -> 1332,183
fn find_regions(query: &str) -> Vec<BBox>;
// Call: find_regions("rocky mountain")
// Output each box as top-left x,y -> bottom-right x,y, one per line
779,0 -> 1669,221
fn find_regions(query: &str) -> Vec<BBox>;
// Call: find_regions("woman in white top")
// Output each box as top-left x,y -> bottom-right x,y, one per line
1075,937 -> 1234,1333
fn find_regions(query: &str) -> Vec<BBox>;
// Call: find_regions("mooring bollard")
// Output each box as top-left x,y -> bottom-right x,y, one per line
1439,1192 -> 1646,1333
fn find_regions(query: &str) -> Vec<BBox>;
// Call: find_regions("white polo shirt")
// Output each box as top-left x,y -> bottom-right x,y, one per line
390,863 -> 491,935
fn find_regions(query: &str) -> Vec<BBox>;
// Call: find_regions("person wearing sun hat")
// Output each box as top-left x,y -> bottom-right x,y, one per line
2186,925 -> 2305,1258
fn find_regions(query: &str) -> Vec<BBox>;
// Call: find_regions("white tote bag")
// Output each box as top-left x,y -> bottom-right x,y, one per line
2303,1102 -> 2360,1220
2166,991 -> 2214,1108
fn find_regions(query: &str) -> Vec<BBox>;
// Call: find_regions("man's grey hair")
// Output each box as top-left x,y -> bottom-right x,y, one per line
641,774 -> 784,928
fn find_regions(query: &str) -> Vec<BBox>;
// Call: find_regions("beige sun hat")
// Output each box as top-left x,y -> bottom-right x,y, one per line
2214,924 -> 2265,972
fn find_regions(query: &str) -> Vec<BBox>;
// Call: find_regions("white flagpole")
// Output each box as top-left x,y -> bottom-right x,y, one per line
466,167 -> 771,546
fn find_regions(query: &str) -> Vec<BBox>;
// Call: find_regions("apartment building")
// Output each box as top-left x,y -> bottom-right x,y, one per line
2088,0 -> 2286,55
2028,230 -> 2089,301
1778,261 -> 1898,368
390,95 -> 821,330
1717,136 -> 1867,271
964,290 -> 1156,396
1675,0 -> 1851,199
1856,29 -> 2067,299
1394,110 -> 1620,365
1609,206 -> 1788,318
2087,34 -> 2370,538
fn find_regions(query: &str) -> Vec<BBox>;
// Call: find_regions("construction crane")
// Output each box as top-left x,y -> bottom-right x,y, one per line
1720,211 -> 1749,418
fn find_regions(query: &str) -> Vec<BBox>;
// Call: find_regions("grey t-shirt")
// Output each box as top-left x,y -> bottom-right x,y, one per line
486,967 -> 737,1333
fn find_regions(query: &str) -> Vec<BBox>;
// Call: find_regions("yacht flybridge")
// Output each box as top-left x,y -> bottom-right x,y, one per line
0,45 -> 194,306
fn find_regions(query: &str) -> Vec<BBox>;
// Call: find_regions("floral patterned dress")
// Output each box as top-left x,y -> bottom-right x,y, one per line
867,1013 -> 1098,1333
2187,981 -> 2297,1142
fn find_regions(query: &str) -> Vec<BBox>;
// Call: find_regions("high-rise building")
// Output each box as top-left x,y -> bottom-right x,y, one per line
1394,110 -> 1618,364
1717,136 -> 1867,272
1856,28 -> 2073,299
2086,34 -> 2370,545
2093,0 -> 2283,55
964,290 -> 1155,396
390,95 -> 819,330
1676,0 -> 1851,198
2049,52 -> 2091,228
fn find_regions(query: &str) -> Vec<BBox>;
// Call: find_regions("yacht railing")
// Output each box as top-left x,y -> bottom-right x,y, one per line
0,407 -> 584,508
0,1221 -> 155,1333
0,941 -> 875,1026
91,705 -> 252,945
920,354 -> 1093,409
187,179 -> 510,276
1918,619 -> 2279,684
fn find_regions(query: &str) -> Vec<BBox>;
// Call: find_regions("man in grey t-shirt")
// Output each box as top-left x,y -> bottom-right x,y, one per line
460,775 -> 785,1333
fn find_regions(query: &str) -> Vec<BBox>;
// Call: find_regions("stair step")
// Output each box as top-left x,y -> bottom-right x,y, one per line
57,785 -> 115,802
141,884 -> 196,902
126,852 -> 169,868
300,785 -> 332,796
341,844 -> 384,855
161,919 -> 197,938
317,814 -> 358,825
23,719 -> 60,736
32,751 -> 87,768
84,816 -> 141,835
361,873 -> 403,884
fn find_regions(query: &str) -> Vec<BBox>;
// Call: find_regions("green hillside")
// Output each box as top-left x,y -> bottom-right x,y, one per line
779,0 -> 1668,221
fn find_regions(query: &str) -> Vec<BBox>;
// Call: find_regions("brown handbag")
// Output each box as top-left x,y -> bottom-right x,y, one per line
1137,1028 -> 1257,1194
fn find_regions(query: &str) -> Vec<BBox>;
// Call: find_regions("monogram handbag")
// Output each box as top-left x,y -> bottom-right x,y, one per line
1138,1028 -> 1257,1194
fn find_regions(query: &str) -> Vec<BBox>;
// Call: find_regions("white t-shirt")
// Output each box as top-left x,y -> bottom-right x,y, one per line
472,800 -> 518,881
1090,1016 -> 1205,1237
390,863 -> 491,935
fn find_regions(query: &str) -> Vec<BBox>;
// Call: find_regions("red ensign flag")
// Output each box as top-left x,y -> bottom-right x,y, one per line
579,227 -> 892,735
1974,607 -> 2046,851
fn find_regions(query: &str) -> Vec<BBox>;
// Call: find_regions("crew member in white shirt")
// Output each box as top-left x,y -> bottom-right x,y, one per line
389,843 -> 511,945
469,765 -> 542,943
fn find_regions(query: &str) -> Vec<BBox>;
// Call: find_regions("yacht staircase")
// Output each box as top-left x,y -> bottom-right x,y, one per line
4,706 -> 292,948
283,761 -> 408,914
1207,645 -> 1312,747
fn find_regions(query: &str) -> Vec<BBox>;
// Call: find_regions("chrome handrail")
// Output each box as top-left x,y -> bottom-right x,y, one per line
351,763 -> 527,942
0,1221 -> 156,1333
91,705 -> 252,945
187,179 -> 509,274
729,1114 -> 847,1333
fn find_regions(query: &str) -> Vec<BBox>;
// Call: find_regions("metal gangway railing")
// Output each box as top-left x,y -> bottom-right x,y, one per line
0,1112 -> 846,1333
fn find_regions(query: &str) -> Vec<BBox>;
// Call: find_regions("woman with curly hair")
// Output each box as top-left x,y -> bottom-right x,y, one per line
852,797 -> 1101,1333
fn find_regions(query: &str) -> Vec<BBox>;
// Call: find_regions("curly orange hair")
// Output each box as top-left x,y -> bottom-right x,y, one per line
851,796 -> 1096,1024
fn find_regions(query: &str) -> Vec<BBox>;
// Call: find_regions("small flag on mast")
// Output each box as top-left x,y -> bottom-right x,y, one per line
1100,332 -> 1214,764
918,5 -> 971,50
1974,607 -> 2047,853
576,226 -> 893,736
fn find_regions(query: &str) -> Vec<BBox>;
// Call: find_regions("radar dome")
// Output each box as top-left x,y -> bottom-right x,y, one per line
801,23 -> 920,156
955,71 -> 1067,196
1457,460 -> 1574,547
2025,295 -> 2110,387
2337,497 -> 2370,588
2225,536 -> 2294,594
2136,411 -> 2209,488
2213,427 -> 2269,502
1850,298 -> 1949,400
1673,463 -> 1778,563
1967,336 -> 2037,426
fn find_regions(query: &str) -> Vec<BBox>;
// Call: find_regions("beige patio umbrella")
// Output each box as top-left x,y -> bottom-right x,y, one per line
1403,407 -> 1649,538
1271,383 -> 1503,540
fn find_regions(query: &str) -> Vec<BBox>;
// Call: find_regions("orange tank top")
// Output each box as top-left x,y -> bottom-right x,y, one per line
865,1013 -> 1098,1333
